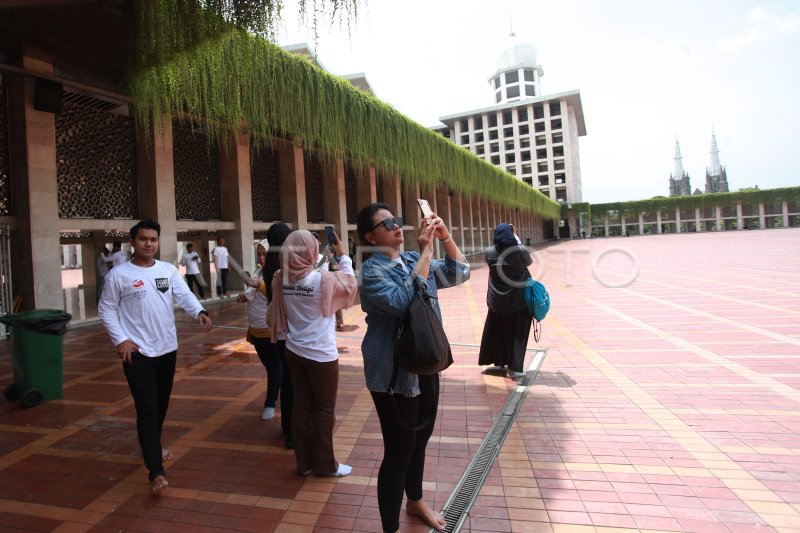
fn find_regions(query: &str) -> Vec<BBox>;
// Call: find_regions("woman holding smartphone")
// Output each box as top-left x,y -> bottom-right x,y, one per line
357,202 -> 470,533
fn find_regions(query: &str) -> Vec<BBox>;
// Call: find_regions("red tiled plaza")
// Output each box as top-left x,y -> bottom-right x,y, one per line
1,229 -> 799,532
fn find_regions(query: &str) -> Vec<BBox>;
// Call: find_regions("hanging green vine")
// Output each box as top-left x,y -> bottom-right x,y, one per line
129,1 -> 561,220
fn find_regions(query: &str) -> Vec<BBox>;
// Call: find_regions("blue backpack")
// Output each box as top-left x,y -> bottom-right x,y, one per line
524,278 -> 550,323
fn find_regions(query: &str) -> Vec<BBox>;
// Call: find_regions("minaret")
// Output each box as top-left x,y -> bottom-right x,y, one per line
669,137 -> 691,196
489,32 -> 543,104
705,130 -> 729,193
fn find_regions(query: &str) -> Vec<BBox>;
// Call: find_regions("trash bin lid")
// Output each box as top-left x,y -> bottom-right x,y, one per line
0,309 -> 72,335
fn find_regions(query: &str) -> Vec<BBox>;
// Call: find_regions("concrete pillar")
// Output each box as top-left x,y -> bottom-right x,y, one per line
476,196 -> 484,250
736,202 -> 743,230
604,213 -> 610,237
454,194 -> 465,252
402,181 -> 421,253
675,207 -> 682,233
466,194 -> 475,255
198,230 -> 212,286
716,206 -> 722,231
323,158 -> 349,243
80,243 -> 96,286
6,58 -> 64,310
219,132 -> 255,290
783,201 -> 790,228
356,162 -> 377,213
137,115 -> 178,263
437,186 -> 452,259
277,138 -> 307,229
758,202 -> 766,229
585,211 -> 592,239
639,213 -> 644,235
695,208 -> 702,232
381,173 -> 402,219
482,198 -> 491,248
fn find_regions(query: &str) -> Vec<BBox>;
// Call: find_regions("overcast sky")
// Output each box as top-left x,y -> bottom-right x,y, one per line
278,0 -> 799,203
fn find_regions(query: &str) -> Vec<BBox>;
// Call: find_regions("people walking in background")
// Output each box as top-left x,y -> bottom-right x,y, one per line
238,243 -> 282,421
98,219 -> 212,495
357,202 -> 469,533
269,229 -> 357,476
212,236 -> 229,297
180,243 -> 205,299
95,246 -> 112,301
478,223 -> 533,379
108,241 -> 128,267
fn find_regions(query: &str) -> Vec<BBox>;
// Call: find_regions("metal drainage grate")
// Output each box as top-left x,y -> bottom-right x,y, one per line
435,349 -> 548,533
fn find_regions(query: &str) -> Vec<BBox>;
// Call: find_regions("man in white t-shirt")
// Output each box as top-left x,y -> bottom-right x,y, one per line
107,241 -> 129,267
95,247 -> 112,301
98,219 -> 212,496
179,243 -> 205,299
212,236 -> 229,297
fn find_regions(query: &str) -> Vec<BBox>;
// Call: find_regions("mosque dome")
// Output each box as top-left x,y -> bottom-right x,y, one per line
496,35 -> 538,70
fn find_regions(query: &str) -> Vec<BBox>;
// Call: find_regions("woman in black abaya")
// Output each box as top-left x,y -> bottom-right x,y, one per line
478,223 -> 533,378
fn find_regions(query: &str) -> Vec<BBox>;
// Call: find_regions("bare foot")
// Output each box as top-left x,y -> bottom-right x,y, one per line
162,449 -> 173,461
151,475 -> 168,495
406,498 -> 446,531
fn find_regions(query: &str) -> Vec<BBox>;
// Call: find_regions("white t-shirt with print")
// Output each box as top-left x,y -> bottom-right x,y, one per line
213,246 -> 229,269
180,251 -> 201,275
282,256 -> 353,362
108,249 -> 129,267
98,260 -> 205,357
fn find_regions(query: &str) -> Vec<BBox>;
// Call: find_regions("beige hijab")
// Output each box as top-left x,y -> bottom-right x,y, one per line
269,230 -> 357,340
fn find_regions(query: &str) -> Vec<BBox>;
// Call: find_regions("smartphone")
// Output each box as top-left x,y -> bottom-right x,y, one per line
417,199 -> 433,219
325,225 -> 337,245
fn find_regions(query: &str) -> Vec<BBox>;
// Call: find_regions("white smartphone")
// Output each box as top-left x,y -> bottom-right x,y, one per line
417,198 -> 433,219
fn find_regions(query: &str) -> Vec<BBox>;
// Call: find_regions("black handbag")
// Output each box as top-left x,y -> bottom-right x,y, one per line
388,279 -> 453,393
387,279 -> 452,431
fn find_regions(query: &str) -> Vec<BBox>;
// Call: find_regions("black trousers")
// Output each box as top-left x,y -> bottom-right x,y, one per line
370,373 -> 439,533
252,336 -> 282,408
122,351 -> 176,481
277,342 -> 293,439
185,274 -> 205,298
217,268 -> 229,295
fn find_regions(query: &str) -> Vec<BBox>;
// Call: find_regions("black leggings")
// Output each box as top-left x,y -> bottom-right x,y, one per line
370,374 -> 439,533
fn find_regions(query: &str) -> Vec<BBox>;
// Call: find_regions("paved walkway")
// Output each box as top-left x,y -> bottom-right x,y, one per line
1,229 -> 799,533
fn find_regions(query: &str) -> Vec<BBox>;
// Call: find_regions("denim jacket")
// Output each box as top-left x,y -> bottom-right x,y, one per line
360,251 -> 470,397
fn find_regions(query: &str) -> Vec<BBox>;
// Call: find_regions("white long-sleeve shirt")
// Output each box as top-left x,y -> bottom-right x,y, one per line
98,260 -> 205,357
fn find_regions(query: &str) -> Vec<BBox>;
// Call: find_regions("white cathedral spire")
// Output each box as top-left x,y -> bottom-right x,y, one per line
673,137 -> 686,178
708,131 -> 722,177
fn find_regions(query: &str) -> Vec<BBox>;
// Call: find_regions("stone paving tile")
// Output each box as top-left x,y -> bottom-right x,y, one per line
1,230 -> 799,532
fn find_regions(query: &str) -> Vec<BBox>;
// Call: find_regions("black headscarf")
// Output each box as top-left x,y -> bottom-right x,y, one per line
493,223 -> 517,249
264,222 -> 293,300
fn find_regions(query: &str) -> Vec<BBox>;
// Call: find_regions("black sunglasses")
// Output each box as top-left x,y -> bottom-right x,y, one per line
372,216 -> 404,231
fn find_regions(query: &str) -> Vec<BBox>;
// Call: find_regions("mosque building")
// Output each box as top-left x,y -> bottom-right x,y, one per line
432,34 -> 586,206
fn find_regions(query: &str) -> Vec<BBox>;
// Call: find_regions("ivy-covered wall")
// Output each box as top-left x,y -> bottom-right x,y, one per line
563,187 -> 800,220
129,1 -> 561,220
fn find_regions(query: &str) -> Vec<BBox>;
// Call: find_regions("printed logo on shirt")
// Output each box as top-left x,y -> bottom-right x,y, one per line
155,278 -> 170,293
133,280 -> 144,288
283,284 -> 314,297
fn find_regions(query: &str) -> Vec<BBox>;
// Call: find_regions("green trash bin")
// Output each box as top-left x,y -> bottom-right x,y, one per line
1,309 -> 72,407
